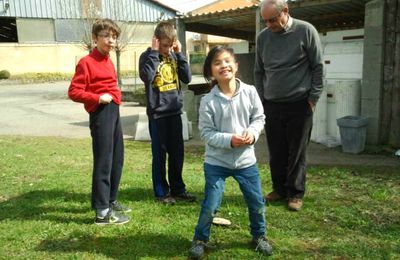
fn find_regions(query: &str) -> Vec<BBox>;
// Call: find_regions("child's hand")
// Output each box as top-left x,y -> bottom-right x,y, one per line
151,36 -> 159,51
172,40 -> 182,53
99,93 -> 113,104
242,131 -> 255,145
231,134 -> 246,148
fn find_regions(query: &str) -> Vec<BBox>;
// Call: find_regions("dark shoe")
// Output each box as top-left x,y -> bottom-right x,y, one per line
156,195 -> 176,205
173,191 -> 196,202
189,240 -> 215,259
252,236 -> 273,256
288,198 -> 303,211
94,209 -> 130,225
110,201 -> 132,213
264,191 -> 284,202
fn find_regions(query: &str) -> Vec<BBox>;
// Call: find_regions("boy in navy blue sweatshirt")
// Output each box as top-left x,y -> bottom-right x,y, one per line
139,21 -> 195,204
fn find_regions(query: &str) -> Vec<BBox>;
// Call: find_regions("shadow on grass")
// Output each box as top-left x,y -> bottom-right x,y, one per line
0,187 -> 157,224
119,187 -> 155,203
0,189 -> 90,224
37,231 -> 189,259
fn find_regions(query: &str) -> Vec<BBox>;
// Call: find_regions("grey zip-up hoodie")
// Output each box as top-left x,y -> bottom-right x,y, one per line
199,79 -> 265,170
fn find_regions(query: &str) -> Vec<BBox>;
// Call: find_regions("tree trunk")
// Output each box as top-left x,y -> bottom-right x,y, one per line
116,49 -> 122,87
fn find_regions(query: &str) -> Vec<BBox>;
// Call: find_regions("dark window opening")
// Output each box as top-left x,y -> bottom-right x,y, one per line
0,17 -> 18,42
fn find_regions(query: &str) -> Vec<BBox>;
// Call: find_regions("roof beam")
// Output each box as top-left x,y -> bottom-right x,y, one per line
289,0 -> 364,8
185,22 -> 254,41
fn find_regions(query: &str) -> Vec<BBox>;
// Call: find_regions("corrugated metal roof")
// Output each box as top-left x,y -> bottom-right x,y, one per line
189,0 -> 257,15
180,0 -> 369,41
0,0 -> 176,21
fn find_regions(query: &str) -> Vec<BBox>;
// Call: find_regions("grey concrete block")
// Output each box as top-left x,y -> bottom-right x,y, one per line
363,27 -> 384,45
181,112 -> 190,141
361,78 -> 383,99
134,112 -> 191,141
134,112 -> 151,141
361,99 -> 381,145
364,0 -> 385,27
361,98 -> 380,118
366,132 -> 379,145
183,90 -> 196,123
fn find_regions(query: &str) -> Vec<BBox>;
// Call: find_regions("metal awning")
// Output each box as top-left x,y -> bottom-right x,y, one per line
179,0 -> 369,41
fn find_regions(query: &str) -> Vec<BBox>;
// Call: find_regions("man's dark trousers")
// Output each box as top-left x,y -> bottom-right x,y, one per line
263,99 -> 313,199
149,114 -> 185,198
89,102 -> 124,210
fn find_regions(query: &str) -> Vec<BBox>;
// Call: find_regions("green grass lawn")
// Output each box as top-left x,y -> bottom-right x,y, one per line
0,136 -> 399,259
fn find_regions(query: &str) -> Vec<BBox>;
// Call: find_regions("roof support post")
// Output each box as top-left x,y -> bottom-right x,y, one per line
255,6 -> 263,42
361,0 -> 385,144
175,17 -> 187,57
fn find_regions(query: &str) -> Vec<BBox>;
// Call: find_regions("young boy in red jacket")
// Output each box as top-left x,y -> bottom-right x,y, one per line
68,19 -> 131,225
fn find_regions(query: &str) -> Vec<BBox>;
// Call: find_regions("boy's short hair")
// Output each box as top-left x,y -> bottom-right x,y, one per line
92,19 -> 121,38
154,21 -> 176,42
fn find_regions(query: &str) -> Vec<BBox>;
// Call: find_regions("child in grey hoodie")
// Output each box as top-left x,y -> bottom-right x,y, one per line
189,46 -> 273,259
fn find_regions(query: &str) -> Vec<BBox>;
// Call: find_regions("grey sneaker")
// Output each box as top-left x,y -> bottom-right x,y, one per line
110,201 -> 132,213
252,236 -> 273,256
94,209 -> 130,226
189,240 -> 214,259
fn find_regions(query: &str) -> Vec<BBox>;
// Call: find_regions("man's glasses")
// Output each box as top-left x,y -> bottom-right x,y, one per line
263,11 -> 282,24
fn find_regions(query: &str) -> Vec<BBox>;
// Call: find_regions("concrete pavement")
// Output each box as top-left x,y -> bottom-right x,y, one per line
0,81 -> 145,138
0,79 -> 399,167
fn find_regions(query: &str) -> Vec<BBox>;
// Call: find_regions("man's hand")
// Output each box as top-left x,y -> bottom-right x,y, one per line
172,40 -> 182,53
99,93 -> 113,104
151,36 -> 159,51
308,100 -> 316,112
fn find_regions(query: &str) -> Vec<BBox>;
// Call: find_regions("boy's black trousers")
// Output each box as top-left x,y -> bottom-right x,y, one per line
89,102 -> 124,210
149,114 -> 186,198
263,99 -> 313,199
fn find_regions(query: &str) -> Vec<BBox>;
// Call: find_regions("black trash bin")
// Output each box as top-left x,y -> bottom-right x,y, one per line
337,116 -> 369,154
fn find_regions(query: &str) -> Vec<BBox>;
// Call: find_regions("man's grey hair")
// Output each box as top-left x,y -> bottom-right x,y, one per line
260,0 -> 288,12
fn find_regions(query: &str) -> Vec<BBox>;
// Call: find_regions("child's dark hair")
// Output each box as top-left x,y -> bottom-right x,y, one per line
203,45 -> 236,87
92,19 -> 121,38
154,21 -> 177,42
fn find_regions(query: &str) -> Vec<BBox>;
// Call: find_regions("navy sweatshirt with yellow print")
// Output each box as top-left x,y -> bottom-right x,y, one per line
139,47 -> 192,120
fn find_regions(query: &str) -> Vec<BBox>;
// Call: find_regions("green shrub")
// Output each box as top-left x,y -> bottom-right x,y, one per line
0,70 -> 11,79
121,85 -> 146,105
120,70 -> 137,78
189,53 -> 206,64
8,71 -> 136,84
10,72 -> 73,83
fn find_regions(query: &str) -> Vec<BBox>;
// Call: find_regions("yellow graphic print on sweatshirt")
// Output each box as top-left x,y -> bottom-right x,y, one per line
153,56 -> 179,92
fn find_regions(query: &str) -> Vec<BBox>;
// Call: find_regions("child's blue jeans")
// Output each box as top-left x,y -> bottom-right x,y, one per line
193,163 -> 266,242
